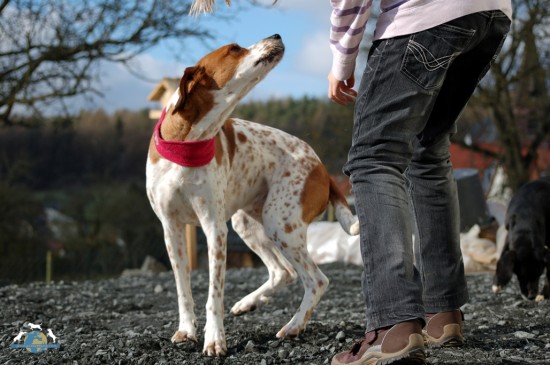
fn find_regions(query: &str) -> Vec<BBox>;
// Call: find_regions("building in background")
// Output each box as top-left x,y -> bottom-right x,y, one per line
147,78 -> 179,120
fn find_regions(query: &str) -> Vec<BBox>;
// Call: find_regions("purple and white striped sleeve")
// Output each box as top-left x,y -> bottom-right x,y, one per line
330,0 -> 372,81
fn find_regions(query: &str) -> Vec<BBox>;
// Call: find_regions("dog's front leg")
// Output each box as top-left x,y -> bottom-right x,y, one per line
162,222 -> 198,344
201,218 -> 228,356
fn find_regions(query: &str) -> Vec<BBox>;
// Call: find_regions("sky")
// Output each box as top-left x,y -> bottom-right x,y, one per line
96,1 -> 338,113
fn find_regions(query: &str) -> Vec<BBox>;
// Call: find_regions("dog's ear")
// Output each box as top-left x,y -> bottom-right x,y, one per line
172,66 -> 206,115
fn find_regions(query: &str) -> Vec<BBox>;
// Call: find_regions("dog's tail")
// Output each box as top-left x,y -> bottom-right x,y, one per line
329,178 -> 360,236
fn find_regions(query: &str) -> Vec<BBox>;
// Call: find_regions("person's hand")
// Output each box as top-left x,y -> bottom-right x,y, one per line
328,71 -> 357,106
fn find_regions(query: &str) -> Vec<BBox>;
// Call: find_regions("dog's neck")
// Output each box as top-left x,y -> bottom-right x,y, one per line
161,87 -> 243,141
186,93 -> 241,140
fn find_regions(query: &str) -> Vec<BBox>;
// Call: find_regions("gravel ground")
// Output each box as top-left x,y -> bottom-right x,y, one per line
1,262 -> 549,364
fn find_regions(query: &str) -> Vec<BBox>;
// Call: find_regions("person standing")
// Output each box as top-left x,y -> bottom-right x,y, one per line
327,1 -> 512,364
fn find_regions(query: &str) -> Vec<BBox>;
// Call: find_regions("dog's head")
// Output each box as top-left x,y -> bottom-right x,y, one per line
492,213 -> 548,299
169,34 -> 284,139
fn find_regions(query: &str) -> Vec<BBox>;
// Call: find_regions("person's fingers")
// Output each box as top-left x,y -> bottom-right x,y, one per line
328,72 -> 357,105
330,87 -> 355,105
341,85 -> 357,98
338,84 -> 357,104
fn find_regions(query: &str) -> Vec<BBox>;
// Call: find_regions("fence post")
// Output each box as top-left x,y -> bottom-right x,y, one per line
328,203 -> 335,222
185,225 -> 198,270
45,250 -> 52,284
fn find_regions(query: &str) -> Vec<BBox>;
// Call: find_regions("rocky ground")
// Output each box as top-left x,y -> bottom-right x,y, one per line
1,262 -> 549,364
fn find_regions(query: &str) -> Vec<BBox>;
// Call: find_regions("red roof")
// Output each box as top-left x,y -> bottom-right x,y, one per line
450,143 -> 550,179
449,143 -> 497,171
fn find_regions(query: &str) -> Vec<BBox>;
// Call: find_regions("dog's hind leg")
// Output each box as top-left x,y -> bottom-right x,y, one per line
275,226 -> 329,338
159,216 -> 198,344
230,209 -> 297,315
261,213 -> 329,338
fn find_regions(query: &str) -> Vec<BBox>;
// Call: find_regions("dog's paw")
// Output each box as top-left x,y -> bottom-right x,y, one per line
535,294 -> 546,302
276,323 -> 303,339
231,294 -> 269,316
491,285 -> 501,294
202,339 -> 227,356
203,324 -> 227,356
171,330 -> 197,343
231,302 -> 257,316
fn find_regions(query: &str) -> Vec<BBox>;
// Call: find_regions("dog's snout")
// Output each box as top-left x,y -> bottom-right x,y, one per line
269,34 -> 281,40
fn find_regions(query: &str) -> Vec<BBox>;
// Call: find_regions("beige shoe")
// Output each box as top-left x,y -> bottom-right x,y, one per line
423,310 -> 464,347
331,320 -> 426,365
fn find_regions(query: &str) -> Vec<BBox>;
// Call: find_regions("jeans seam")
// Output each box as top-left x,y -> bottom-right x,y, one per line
405,168 -> 424,286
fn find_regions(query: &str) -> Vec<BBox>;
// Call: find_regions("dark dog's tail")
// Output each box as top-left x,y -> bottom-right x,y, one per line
329,178 -> 359,236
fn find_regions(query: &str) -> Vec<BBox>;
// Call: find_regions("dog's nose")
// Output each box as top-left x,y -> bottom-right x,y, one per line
269,34 -> 281,40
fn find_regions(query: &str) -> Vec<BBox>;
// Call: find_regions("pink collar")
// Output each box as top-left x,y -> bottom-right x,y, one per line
153,108 -> 216,167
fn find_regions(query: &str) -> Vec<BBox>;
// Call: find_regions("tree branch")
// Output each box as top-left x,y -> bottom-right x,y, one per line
0,0 -> 217,124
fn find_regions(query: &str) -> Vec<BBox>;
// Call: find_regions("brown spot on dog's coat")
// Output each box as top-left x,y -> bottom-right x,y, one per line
303,309 -> 313,324
215,134 -> 224,165
237,132 -> 247,143
300,163 -> 330,224
216,249 -> 225,261
221,119 -> 236,166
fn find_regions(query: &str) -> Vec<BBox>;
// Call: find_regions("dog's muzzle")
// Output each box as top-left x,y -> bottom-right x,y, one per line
254,34 -> 284,66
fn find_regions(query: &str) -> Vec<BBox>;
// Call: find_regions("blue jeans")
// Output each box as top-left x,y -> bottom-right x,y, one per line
343,11 -> 511,332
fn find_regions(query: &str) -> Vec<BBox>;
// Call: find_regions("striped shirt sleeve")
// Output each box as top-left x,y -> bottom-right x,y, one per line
330,0 -> 372,81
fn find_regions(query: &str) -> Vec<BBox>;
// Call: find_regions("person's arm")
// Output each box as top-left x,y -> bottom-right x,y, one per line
328,0 -> 372,105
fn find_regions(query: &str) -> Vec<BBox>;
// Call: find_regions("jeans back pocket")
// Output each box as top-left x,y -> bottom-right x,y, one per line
400,24 -> 476,90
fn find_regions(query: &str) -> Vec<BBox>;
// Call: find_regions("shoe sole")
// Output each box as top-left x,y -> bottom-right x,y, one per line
376,347 -> 426,365
423,324 -> 464,347
331,333 -> 426,365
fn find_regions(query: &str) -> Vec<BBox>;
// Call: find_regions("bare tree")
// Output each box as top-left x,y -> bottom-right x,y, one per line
460,0 -> 550,191
0,0 -> 219,125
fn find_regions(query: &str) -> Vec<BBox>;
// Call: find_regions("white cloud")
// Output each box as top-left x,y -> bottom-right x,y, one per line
276,0 -> 332,20
294,31 -> 332,78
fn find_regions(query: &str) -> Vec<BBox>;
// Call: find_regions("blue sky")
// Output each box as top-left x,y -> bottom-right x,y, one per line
96,1 -> 336,113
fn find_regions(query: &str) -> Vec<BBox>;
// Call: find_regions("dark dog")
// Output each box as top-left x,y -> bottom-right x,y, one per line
492,176 -> 550,301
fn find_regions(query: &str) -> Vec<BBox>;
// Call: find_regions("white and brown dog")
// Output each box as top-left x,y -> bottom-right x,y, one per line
146,34 -> 358,356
